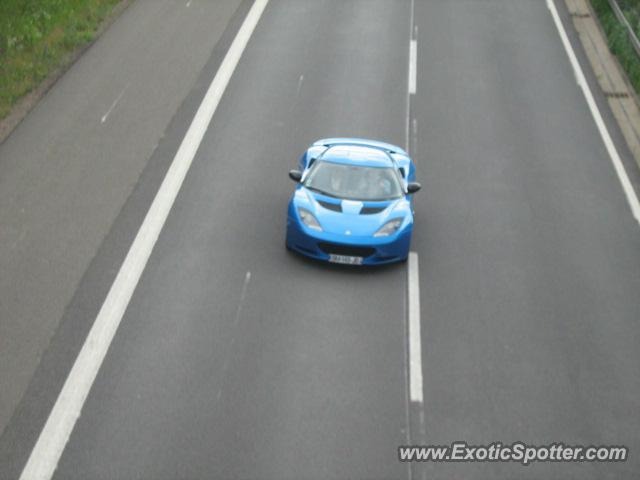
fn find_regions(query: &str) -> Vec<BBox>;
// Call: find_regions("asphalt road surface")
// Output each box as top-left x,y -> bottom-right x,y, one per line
0,0 -> 241,435
2,0 -> 640,479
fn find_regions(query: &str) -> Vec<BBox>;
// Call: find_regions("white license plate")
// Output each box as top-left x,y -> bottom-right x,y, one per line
328,254 -> 363,265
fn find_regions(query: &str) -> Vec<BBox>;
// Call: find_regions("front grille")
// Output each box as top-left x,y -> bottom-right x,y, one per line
318,242 -> 375,258
317,200 -> 341,212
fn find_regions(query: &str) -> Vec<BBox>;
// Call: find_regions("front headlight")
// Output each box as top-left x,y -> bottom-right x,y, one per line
374,218 -> 403,237
298,207 -> 322,231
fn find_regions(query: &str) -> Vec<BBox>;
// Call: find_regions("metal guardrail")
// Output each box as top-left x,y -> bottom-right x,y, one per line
608,0 -> 640,58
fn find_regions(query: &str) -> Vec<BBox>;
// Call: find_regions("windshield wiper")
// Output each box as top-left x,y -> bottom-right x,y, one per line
304,186 -> 339,198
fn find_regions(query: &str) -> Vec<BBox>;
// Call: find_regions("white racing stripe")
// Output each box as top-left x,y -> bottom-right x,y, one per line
19,1 -> 269,479
408,252 -> 423,403
547,0 -> 640,224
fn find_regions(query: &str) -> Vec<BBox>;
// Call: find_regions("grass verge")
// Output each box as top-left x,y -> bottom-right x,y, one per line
590,0 -> 640,94
0,0 -> 123,120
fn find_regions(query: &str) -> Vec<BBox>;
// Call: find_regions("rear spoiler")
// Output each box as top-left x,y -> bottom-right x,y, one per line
313,137 -> 407,156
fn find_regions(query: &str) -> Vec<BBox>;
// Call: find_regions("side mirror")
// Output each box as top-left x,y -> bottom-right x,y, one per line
289,169 -> 303,182
407,182 -> 421,194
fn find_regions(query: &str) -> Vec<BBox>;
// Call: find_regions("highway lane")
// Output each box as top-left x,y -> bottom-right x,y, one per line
51,1 -> 413,479
411,1 -> 640,478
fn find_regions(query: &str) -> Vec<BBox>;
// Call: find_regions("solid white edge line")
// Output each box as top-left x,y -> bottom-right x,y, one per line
408,252 -> 423,404
19,1 -> 269,479
408,40 -> 417,95
547,0 -> 640,224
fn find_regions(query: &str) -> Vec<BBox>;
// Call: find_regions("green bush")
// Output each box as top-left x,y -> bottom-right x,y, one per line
0,0 -> 121,119
591,0 -> 640,94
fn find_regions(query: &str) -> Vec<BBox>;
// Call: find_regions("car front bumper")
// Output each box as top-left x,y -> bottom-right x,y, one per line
285,216 -> 412,265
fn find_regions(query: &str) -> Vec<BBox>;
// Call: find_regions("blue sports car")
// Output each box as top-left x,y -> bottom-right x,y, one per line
286,138 -> 421,265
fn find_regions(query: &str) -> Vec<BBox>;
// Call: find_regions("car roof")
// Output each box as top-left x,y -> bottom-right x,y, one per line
319,145 -> 394,168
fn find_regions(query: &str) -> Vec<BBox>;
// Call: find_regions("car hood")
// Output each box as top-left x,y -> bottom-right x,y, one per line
293,187 -> 411,236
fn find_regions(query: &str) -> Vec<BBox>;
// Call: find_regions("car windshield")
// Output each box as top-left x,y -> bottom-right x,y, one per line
304,161 -> 403,201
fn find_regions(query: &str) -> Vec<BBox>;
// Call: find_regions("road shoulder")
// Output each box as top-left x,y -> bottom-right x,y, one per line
566,0 -> 640,170
0,0 -> 241,442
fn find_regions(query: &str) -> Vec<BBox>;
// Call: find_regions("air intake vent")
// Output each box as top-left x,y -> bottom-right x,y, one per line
317,200 -> 342,212
360,206 -> 386,215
